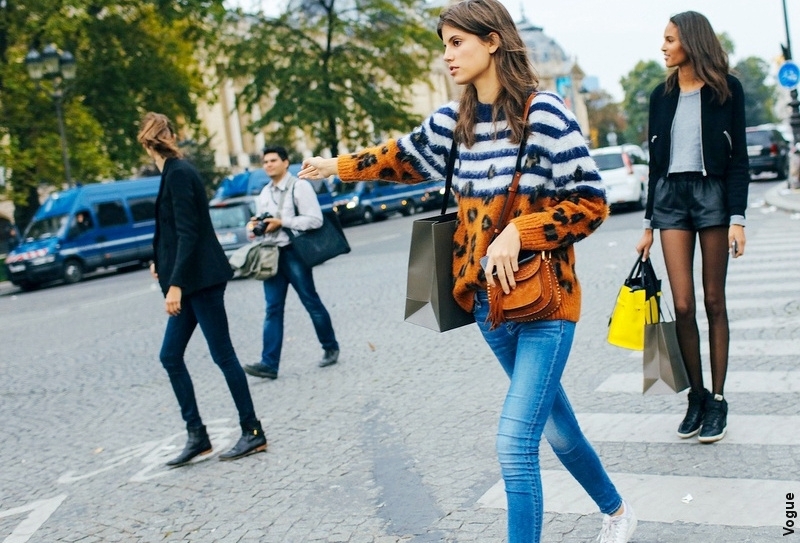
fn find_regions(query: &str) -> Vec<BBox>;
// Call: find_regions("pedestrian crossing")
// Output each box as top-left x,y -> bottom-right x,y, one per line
598,371 -> 800,393
621,339 -> 798,357
478,471 -> 790,527
477,216 -> 800,532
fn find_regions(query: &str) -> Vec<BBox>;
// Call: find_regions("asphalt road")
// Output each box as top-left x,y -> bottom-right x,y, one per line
0,179 -> 797,542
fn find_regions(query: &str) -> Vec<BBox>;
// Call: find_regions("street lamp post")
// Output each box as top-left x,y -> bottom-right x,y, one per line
782,0 -> 800,188
24,43 -> 77,188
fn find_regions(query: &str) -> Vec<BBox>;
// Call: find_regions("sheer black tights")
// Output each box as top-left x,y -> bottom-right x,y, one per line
659,227 -> 729,396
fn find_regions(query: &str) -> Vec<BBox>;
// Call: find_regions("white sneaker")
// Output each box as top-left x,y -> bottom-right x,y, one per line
597,500 -> 637,543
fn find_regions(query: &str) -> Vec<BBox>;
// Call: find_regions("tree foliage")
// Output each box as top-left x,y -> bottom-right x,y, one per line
734,56 -> 777,126
620,60 -> 666,146
222,0 -> 442,157
585,90 -> 626,149
0,0 -> 226,227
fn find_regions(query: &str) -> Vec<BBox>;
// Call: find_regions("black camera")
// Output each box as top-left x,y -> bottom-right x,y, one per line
251,212 -> 273,237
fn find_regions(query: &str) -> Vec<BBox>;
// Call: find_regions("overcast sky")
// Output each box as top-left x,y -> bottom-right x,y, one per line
228,0 -> 800,102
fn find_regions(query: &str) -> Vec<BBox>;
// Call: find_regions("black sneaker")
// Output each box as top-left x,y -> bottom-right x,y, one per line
243,363 -> 278,380
677,388 -> 710,438
698,394 -> 728,443
318,348 -> 339,368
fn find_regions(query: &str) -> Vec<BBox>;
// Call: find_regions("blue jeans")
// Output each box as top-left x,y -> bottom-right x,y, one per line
261,245 -> 338,371
473,292 -> 621,543
159,283 -> 257,430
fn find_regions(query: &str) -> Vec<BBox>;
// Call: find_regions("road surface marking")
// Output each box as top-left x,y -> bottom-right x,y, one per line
478,471 -> 791,527
597,371 -> 800,394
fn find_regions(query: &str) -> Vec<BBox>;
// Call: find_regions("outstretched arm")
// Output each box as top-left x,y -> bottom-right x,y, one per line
299,157 -> 338,180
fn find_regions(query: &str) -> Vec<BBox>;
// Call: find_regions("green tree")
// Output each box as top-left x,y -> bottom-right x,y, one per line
718,32 -> 735,56
585,90 -> 626,149
223,0 -> 442,157
0,0 -> 226,228
734,56 -> 776,126
620,60 -> 666,146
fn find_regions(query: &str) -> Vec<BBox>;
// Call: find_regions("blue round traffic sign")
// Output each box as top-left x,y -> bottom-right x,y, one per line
778,61 -> 800,89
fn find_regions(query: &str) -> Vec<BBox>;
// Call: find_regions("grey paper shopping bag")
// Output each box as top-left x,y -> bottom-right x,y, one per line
404,212 -> 475,332
643,320 -> 690,394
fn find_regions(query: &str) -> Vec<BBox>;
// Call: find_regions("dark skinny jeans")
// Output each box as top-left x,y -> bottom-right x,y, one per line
159,283 -> 257,430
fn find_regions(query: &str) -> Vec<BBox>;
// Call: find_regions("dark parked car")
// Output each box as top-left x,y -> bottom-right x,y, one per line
416,180 -> 458,212
746,125 -> 790,180
331,180 -> 416,224
209,196 -> 257,258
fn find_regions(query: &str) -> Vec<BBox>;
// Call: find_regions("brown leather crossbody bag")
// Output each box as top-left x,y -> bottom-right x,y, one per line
485,93 -> 563,328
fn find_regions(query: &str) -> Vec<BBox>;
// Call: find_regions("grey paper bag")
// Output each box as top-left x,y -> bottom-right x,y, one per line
404,212 -> 475,332
643,320 -> 690,394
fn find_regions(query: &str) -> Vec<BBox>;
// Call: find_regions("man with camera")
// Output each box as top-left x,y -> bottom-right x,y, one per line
243,145 -> 340,380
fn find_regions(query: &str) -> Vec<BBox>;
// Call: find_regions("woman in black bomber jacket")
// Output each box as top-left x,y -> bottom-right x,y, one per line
636,12 -> 749,444
139,112 -> 266,466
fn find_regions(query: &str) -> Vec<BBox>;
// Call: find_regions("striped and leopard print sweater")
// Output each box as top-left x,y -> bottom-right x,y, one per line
337,91 -> 608,322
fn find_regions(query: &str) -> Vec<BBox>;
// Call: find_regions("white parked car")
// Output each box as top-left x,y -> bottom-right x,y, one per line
590,144 -> 649,210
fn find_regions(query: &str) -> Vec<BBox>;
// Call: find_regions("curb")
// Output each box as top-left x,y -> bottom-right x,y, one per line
0,280 -> 17,295
764,184 -> 800,213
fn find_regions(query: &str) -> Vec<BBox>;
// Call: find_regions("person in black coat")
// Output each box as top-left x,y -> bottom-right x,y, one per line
138,111 -> 266,466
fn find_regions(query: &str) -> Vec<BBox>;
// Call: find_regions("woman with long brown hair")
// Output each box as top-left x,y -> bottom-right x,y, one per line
636,11 -> 749,443
299,1 -> 635,541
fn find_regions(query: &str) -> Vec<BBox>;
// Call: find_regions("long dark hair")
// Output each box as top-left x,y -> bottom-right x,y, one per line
437,0 -> 538,147
665,11 -> 730,104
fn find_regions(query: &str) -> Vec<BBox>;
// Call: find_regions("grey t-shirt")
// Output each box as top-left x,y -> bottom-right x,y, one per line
669,89 -> 703,174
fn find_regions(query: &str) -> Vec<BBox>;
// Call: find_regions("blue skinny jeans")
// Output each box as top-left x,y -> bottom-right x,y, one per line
260,245 -> 338,371
159,283 -> 257,430
473,292 -> 622,543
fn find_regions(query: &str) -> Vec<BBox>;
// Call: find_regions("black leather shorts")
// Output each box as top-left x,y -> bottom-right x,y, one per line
651,172 -> 728,230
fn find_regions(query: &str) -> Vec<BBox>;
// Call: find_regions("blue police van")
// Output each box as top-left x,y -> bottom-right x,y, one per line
4,177 -> 160,289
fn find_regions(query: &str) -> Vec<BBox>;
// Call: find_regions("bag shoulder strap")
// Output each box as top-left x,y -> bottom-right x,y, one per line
492,93 -> 537,240
273,177 -> 296,219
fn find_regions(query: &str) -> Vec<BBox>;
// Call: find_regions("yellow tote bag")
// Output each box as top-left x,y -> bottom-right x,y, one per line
607,257 -> 661,350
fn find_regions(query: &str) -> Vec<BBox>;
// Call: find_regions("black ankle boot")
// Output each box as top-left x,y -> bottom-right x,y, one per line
166,425 -> 212,467
219,420 -> 267,461
677,388 -> 709,438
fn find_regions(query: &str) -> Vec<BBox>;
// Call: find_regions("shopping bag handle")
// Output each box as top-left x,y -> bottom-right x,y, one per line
640,257 -> 661,298
625,256 -> 644,285
441,139 -> 458,216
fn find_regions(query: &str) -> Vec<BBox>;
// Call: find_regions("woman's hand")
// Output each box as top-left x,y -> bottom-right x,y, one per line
165,286 -> 182,317
483,223 -> 521,295
299,157 -> 338,179
635,229 -> 654,260
149,262 -> 158,280
729,224 -> 745,258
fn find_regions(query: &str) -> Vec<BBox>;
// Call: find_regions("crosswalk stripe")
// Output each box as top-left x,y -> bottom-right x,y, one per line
624,339 -> 798,357
698,315 -> 798,329
725,339 -> 798,356
743,243 -> 800,252
477,471 -> 792,527
725,282 -> 799,295
596,371 -> 800,393
726,271 -> 794,282
573,413 -> 800,446
725,297 -> 793,309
